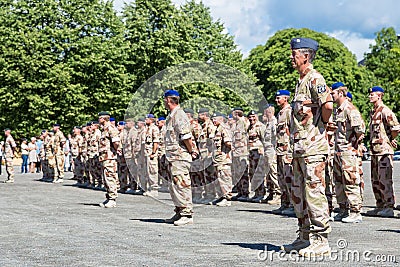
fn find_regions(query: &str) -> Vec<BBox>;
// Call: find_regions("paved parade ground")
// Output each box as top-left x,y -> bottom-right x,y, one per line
1,162 -> 400,266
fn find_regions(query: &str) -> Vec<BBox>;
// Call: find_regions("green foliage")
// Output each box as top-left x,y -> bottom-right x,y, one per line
245,28 -> 373,120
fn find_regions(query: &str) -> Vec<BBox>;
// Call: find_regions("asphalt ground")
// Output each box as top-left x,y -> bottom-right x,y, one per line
0,161 -> 399,267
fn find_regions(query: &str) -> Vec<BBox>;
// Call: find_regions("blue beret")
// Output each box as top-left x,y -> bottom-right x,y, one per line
247,110 -> 258,117
110,117 -> 116,122
146,114 -> 155,119
276,90 -> 290,96
164,89 -> 180,97
290,38 -> 319,51
118,121 -> 126,126
158,117 -> 166,121
53,123 -> 60,127
198,108 -> 209,113
370,86 -> 384,93
331,82 -> 345,90
228,114 -> 233,119
183,108 -> 194,114
98,111 -> 110,116
346,92 -> 353,100
211,111 -> 225,118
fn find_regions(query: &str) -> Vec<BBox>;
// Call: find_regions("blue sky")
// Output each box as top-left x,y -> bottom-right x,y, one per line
114,0 -> 400,61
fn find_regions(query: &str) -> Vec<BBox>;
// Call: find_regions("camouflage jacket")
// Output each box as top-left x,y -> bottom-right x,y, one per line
247,120 -> 266,153
212,122 -> 232,165
53,130 -> 66,156
4,135 -> 16,158
263,117 -> 277,156
232,116 -> 249,158
290,64 -> 331,158
369,103 -> 400,155
144,124 -> 160,156
276,104 -> 292,156
69,134 -> 85,158
87,129 -> 101,158
99,123 -> 120,162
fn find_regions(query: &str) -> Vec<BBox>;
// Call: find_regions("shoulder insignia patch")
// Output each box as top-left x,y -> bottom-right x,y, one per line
317,84 -> 326,94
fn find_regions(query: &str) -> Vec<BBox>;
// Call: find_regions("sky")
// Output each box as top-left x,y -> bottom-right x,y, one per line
113,0 -> 400,61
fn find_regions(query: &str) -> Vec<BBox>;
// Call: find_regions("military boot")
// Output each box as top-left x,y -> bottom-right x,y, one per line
376,208 -> 394,217
334,209 -> 349,221
280,230 -> 310,252
298,233 -> 331,257
366,208 -> 383,216
342,211 -> 362,223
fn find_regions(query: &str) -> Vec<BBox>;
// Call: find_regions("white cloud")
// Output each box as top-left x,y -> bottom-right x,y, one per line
327,31 -> 375,61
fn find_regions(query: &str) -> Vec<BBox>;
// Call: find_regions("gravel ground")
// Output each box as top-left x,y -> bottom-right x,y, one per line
0,161 -> 399,267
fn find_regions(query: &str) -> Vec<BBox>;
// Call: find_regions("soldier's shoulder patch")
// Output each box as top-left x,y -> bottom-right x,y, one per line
317,84 -> 326,94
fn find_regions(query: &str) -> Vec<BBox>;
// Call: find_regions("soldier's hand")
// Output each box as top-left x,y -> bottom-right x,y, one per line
391,139 -> 397,148
191,151 -> 198,159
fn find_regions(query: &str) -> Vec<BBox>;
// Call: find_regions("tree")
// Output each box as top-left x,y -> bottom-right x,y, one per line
245,28 -> 373,119
364,27 -> 400,115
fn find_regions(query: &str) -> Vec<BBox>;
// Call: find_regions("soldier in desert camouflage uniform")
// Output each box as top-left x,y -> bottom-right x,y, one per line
70,126 -> 85,185
46,130 -> 56,182
163,90 -> 197,226
210,112 -> 233,207
39,130 -> 48,181
231,107 -> 250,201
125,119 -> 140,194
3,128 -> 16,183
88,121 -> 102,189
98,111 -> 120,208
330,82 -> 365,223
143,114 -> 160,196
272,90 -> 295,215
366,86 -> 400,218
281,38 -> 333,257
135,118 -> 147,193
157,117 -> 168,192
117,121 -> 129,192
52,124 -> 66,183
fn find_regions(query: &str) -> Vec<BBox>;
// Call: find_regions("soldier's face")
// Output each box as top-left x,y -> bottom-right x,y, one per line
275,96 -> 287,107
248,114 -> 257,124
369,92 -> 381,103
290,49 -> 305,70
157,120 -> 165,127
198,113 -> 206,122
331,90 -> 340,103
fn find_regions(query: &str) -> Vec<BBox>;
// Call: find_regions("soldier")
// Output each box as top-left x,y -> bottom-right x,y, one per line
46,130 -> 56,182
197,107 -> 217,204
39,130 -> 48,181
273,90 -> 295,215
281,38 -> 333,257
70,126 -> 85,185
52,123 -> 66,183
366,86 -> 400,217
211,112 -> 233,207
117,121 -> 129,193
98,111 -> 120,208
330,82 -> 365,223
125,119 -> 140,194
135,118 -> 147,194
81,124 -> 90,186
163,90 -> 197,226
88,121 -> 102,189
143,114 -> 160,196
346,92 -> 353,102
231,107 -> 250,201
247,110 -> 267,203
3,128 -> 16,183
157,117 -> 168,192
261,105 -> 280,204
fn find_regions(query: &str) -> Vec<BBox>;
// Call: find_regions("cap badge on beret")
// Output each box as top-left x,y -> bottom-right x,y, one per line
331,82 -> 345,90
247,110 -> 257,117
370,86 -> 384,93
276,90 -> 290,96
290,37 -> 319,51
232,107 -> 243,112
158,117 -> 166,121
118,121 -> 126,126
146,114 -> 155,119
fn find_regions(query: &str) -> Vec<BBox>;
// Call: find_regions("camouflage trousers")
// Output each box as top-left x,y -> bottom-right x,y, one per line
5,157 -> 14,181
126,157 -> 138,190
101,159 -> 118,201
371,154 -> 395,208
88,157 -> 102,186
292,156 -> 331,234
214,163 -> 232,199
277,154 -> 293,208
54,154 -> 65,179
333,153 -> 362,212
158,154 -> 168,188
250,149 -> 280,197
190,158 -> 216,198
136,154 -> 146,190
358,156 -> 364,201
325,153 -> 335,214
144,155 -> 158,191
118,155 -> 129,191
167,160 -> 193,216
47,156 -> 56,180
232,156 -> 249,196
73,156 -> 85,183
41,159 -> 48,179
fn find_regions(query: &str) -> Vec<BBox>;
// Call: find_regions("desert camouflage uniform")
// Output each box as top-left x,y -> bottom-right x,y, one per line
127,126 -> 139,190
325,128 -> 335,215
197,118 -> 216,200
46,133 -> 56,180
39,136 -> 48,179
276,104 -> 294,208
247,120 -> 266,197
232,116 -> 250,197
81,131 -> 89,184
135,124 -> 146,190
4,134 -> 16,182
143,123 -> 159,191
88,128 -> 102,187
369,103 -> 400,209
158,124 -> 168,189
70,134 -> 85,183
53,130 -> 66,181
333,99 -> 365,213
165,105 -> 193,216
290,64 -> 331,235
118,129 -> 129,191
212,122 -> 232,199
99,123 -> 120,201
189,119 -> 203,199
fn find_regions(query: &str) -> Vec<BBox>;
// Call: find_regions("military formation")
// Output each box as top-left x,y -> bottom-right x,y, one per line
2,37 -> 400,257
